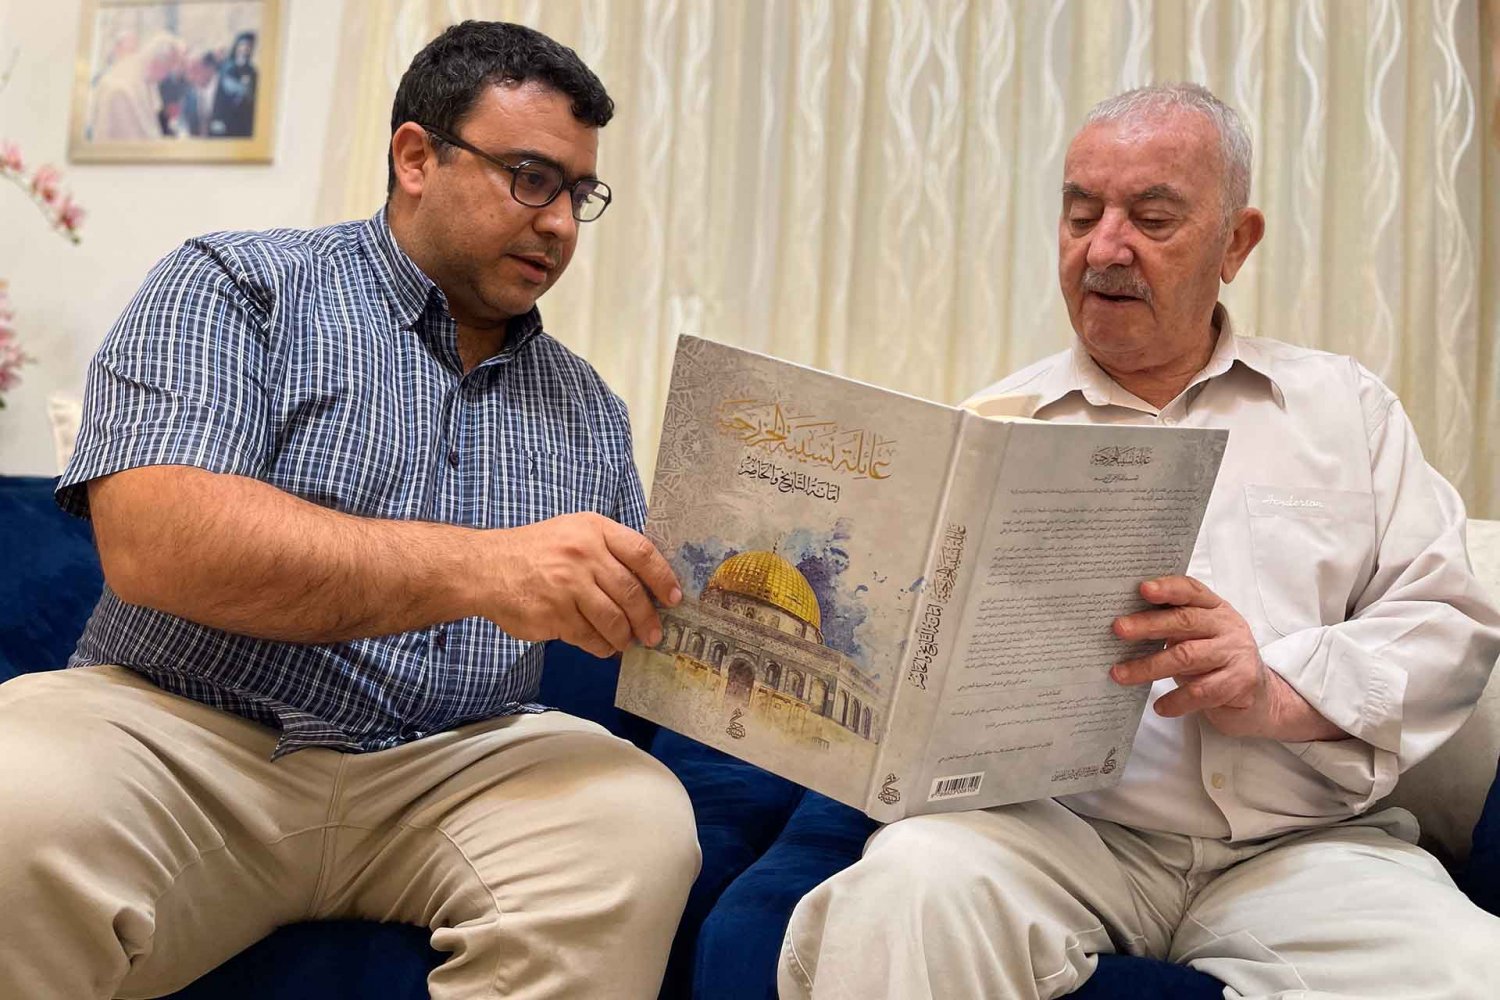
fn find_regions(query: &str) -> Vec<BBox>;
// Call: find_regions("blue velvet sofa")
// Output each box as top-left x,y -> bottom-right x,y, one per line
4,473 -> 1497,999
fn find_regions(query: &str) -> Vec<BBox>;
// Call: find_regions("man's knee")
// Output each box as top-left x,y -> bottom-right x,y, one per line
0,675 -> 216,883
1401,902 -> 1500,997
0,692 -> 185,960
807,813 -> 1003,916
583,738 -> 701,885
0,681 -> 136,850
861,808 -> 1059,897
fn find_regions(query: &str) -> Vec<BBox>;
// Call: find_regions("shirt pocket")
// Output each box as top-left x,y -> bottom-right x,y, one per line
1244,484 -> 1375,638
525,450 -> 619,519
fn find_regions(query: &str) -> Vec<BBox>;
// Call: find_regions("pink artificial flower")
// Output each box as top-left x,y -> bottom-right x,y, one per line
31,164 -> 62,204
0,341 -> 24,392
55,195 -> 85,233
0,140 -> 22,173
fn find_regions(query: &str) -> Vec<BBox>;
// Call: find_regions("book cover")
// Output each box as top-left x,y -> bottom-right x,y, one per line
616,335 -> 959,807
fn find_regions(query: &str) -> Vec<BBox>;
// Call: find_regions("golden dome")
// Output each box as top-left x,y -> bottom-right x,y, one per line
705,551 -> 822,629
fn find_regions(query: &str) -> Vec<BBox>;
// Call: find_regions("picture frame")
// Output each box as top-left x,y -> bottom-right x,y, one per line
68,0 -> 282,163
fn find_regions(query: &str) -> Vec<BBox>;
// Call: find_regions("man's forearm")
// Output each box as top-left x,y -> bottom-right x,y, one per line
89,465 -> 483,642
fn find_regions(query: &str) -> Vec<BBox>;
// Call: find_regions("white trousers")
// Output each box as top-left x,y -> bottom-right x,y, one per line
0,665 -> 701,1000
779,797 -> 1500,999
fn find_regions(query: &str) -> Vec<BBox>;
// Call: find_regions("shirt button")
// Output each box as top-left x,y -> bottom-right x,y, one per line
400,724 -> 422,740
447,448 -> 459,468
1211,772 -> 1226,789
1160,415 -> 1177,426
435,626 -> 447,651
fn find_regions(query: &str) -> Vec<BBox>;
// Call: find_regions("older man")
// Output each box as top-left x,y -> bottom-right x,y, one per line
0,22 -> 696,1000
779,84 -> 1500,999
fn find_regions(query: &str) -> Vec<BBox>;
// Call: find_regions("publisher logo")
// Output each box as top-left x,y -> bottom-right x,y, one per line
726,709 -> 747,740
1100,746 -> 1118,775
878,773 -> 902,805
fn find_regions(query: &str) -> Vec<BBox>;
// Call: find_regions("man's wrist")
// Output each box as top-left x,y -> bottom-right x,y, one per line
1265,665 -> 1347,742
417,522 -> 497,623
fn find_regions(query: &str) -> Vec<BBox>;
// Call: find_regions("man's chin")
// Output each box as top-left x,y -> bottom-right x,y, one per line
482,283 -> 547,321
1077,321 -> 1153,358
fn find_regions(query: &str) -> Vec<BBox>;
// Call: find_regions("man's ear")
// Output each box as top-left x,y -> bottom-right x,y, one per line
390,122 -> 434,200
1221,207 -> 1265,284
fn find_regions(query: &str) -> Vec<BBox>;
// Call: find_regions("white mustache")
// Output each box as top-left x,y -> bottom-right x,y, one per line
1082,268 -> 1152,302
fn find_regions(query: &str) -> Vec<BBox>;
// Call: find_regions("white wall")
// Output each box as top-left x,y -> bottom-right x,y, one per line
0,0 -> 346,475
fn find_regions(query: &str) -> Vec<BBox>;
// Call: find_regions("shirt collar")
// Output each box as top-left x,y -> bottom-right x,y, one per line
1213,308 -> 1287,408
363,206 -> 436,330
1033,304 -> 1285,413
361,206 -> 545,360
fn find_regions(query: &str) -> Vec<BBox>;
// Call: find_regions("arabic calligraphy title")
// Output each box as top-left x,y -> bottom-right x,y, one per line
717,399 -> 896,481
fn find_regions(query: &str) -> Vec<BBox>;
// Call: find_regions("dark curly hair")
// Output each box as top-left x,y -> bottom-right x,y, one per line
387,21 -> 614,195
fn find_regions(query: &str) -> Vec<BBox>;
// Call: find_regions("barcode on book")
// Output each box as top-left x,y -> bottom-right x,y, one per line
928,772 -> 985,801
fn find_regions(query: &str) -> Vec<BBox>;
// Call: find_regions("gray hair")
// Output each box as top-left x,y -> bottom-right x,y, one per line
1082,83 -> 1252,227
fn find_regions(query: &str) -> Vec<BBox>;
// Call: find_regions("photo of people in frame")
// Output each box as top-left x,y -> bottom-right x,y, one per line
70,0 -> 279,162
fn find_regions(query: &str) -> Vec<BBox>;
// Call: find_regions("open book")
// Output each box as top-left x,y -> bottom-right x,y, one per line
616,336 -> 1226,821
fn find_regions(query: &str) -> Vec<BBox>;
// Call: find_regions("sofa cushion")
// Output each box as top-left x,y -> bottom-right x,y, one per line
165,920 -> 437,1000
537,640 -> 656,751
1071,954 -> 1225,999
652,730 -> 806,998
0,476 -> 102,682
692,791 -> 876,999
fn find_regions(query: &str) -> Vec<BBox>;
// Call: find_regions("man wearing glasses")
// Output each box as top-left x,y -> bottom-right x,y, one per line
0,21 -> 697,1000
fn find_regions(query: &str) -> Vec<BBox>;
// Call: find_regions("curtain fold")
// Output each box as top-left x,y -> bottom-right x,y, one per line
318,0 -> 1500,518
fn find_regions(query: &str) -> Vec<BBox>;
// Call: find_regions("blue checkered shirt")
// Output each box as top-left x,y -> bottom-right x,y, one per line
58,208 -> 646,756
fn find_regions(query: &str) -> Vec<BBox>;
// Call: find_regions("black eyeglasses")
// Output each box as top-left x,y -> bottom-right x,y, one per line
419,124 -> 612,223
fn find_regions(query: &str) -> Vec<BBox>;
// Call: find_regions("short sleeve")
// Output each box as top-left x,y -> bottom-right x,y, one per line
57,239 -> 274,517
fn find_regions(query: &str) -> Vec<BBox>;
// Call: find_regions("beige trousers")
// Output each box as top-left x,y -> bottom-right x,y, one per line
780,798 -> 1500,1000
0,665 -> 700,1000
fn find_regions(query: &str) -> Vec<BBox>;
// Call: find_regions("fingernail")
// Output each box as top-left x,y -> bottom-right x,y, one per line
647,628 -> 662,647
669,587 -> 682,606
1110,666 -> 1128,683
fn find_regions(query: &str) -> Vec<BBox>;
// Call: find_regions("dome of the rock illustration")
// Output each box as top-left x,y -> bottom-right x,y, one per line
704,551 -> 823,632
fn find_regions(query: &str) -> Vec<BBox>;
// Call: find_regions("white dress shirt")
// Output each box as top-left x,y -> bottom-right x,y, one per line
965,307 -> 1500,841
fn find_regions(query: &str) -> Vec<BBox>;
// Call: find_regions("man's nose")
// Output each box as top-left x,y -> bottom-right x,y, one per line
1085,210 -> 1134,270
534,194 -> 578,242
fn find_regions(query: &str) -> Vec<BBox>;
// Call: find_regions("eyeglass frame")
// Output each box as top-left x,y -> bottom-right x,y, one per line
417,123 -> 613,222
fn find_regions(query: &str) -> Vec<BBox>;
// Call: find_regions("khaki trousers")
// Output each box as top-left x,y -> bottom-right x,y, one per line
780,797 -> 1500,1000
0,665 -> 700,1000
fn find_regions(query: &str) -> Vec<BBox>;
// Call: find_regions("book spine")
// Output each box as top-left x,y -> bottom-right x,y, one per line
862,412 -> 1002,821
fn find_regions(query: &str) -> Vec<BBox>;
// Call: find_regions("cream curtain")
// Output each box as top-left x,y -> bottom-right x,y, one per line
319,0 -> 1500,518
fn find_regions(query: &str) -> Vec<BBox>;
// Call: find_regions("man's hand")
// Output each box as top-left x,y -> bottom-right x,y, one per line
1110,576 -> 1345,742
481,512 -> 682,658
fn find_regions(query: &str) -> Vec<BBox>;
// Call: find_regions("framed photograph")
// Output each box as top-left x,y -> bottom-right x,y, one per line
69,0 -> 282,163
